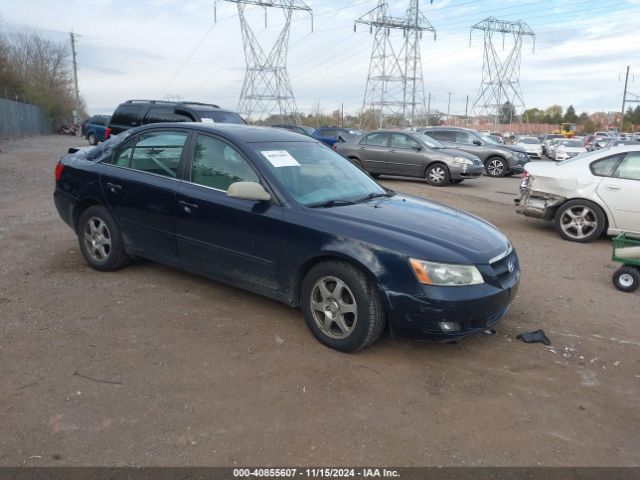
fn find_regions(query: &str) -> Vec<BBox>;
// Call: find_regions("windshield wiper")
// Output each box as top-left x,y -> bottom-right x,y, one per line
307,199 -> 357,208
355,191 -> 395,203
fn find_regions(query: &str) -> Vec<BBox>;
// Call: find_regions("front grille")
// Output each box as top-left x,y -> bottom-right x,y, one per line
490,250 -> 518,287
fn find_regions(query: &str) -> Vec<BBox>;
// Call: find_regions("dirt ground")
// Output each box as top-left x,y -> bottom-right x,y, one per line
0,135 -> 638,467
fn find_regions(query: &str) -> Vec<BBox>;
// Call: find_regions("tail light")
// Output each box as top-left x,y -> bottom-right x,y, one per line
55,163 -> 64,181
105,127 -> 112,140
332,143 -> 338,151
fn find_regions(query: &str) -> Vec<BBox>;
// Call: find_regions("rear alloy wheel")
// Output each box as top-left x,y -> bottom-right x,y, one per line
612,266 -> 639,292
554,199 -> 605,243
301,261 -> 385,352
78,205 -> 129,271
486,157 -> 507,177
426,163 -> 450,186
88,133 -> 97,146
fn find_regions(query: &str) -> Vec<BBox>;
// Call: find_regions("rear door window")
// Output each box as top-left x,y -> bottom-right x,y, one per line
613,152 -> 640,180
129,131 -> 189,178
425,130 -> 453,142
361,133 -> 389,147
390,134 -> 420,149
144,108 -> 191,124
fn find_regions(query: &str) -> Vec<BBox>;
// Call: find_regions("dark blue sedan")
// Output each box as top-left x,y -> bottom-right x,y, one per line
54,123 -> 520,352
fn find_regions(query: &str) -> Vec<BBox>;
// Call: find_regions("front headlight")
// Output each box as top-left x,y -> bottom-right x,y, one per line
409,258 -> 484,286
452,156 -> 473,165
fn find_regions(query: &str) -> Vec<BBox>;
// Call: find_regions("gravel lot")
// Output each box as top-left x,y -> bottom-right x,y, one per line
0,135 -> 638,467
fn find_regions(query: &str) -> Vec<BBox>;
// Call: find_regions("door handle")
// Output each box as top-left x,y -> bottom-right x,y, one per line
178,200 -> 199,213
605,185 -> 621,191
105,182 -> 122,193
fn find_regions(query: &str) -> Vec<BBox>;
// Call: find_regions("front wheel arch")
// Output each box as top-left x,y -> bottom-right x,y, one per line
292,253 -> 386,310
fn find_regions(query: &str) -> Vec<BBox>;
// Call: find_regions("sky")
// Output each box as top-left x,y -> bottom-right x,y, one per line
2,0 -> 639,119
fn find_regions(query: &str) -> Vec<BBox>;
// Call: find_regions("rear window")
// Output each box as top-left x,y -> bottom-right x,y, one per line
197,111 -> 246,124
111,105 -> 142,126
144,107 -> 191,124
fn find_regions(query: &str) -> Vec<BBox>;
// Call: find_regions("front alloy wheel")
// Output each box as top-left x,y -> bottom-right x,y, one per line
486,157 -> 506,177
426,163 -> 450,186
301,261 -> 385,352
310,276 -> 358,339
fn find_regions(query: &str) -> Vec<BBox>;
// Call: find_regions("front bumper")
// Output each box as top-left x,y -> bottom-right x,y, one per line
506,155 -> 529,173
450,163 -> 484,180
384,252 -> 521,340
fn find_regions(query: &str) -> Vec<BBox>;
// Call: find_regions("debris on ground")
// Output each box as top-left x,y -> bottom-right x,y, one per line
517,329 -> 551,345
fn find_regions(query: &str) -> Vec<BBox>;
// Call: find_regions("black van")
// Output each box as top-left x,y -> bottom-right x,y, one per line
107,100 -> 246,137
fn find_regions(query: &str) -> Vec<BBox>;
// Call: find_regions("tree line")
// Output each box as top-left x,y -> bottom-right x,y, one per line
0,23 -> 84,129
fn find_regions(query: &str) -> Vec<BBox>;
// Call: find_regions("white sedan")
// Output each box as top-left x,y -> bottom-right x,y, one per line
515,145 -> 640,242
553,139 -> 587,161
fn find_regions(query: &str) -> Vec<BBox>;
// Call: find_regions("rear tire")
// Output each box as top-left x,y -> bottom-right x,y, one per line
426,163 -> 450,186
301,261 -> 385,352
88,133 -> 97,146
554,199 -> 606,243
612,266 -> 639,292
77,205 -> 129,271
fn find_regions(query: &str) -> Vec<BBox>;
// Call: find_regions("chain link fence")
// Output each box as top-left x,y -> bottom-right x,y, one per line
0,96 -> 51,139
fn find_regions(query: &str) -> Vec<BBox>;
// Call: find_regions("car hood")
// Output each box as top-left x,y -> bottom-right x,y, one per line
311,194 -> 510,265
439,148 -> 481,162
505,145 -> 528,154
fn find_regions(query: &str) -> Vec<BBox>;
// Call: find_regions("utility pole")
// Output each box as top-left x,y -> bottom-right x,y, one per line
465,94 -> 469,118
621,65 -> 630,130
69,32 -> 82,136
446,92 -> 452,125
426,92 -> 431,126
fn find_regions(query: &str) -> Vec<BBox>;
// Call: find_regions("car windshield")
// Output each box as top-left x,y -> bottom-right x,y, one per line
518,137 -> 539,144
479,133 -> 500,145
563,140 -> 583,148
197,111 -> 246,124
251,142 -> 387,206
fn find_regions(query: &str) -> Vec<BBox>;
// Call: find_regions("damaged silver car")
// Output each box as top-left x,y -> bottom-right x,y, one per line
515,146 -> 640,242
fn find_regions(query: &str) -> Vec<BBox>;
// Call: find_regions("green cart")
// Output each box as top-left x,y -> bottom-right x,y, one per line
612,233 -> 640,292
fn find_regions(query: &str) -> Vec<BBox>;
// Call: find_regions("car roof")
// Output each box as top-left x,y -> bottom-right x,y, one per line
132,122 -> 317,143
422,126 -> 477,132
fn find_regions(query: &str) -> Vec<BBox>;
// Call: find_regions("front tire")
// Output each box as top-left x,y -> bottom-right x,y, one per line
77,205 -> 129,271
554,199 -> 606,243
485,157 -> 507,177
613,266 -> 639,292
426,163 -> 450,186
301,261 -> 385,352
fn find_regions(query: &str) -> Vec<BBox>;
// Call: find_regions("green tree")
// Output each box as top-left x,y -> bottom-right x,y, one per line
523,107 -> 544,123
563,105 -> 578,123
544,105 -> 563,125
500,101 -> 517,123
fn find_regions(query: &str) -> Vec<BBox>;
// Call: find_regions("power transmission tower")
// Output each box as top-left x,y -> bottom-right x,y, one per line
470,17 -> 534,127
355,0 -> 436,130
219,0 -> 312,124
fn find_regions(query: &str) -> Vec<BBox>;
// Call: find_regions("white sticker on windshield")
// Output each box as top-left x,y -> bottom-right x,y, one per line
201,118 -> 214,123
261,150 -> 300,167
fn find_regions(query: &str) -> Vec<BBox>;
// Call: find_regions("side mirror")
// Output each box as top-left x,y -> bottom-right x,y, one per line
473,139 -> 482,146
227,182 -> 271,202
